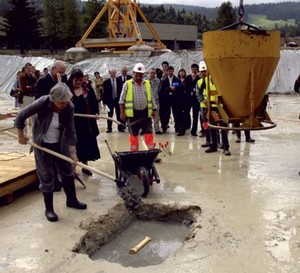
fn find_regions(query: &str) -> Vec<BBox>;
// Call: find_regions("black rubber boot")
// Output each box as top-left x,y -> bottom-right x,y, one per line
53,178 -> 62,192
43,192 -> 58,222
62,175 -> 87,210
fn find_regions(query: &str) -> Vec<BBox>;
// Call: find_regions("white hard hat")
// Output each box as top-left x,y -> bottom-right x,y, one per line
133,63 -> 145,73
199,61 -> 207,72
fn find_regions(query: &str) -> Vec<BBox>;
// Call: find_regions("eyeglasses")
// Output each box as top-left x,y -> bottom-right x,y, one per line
74,78 -> 83,82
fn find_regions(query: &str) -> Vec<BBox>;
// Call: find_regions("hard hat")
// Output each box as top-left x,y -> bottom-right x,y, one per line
133,63 -> 145,73
199,61 -> 207,72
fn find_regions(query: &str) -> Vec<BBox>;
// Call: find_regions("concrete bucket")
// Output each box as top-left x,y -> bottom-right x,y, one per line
203,29 -> 280,130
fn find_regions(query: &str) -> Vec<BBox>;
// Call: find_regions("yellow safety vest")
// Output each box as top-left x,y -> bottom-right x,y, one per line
125,79 -> 153,117
200,76 -> 217,109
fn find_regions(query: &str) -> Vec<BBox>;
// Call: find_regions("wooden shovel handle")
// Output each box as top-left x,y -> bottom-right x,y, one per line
74,113 -> 124,126
4,131 -> 115,181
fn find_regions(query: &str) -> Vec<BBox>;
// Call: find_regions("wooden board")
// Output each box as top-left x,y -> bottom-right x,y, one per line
0,152 -> 37,203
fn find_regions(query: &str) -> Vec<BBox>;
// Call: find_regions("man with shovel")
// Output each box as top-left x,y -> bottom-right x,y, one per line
119,63 -> 161,163
15,83 -> 87,222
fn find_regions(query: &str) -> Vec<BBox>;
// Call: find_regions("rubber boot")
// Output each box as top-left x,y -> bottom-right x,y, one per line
53,166 -> 62,192
53,178 -> 62,192
62,175 -> 87,210
43,192 -> 58,222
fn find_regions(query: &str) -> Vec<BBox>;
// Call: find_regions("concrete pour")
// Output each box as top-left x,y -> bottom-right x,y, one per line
0,94 -> 300,273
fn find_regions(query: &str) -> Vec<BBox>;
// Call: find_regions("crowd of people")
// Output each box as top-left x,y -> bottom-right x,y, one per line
14,59 -> 297,222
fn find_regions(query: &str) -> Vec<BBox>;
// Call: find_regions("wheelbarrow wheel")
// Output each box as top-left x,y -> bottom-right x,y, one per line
136,166 -> 150,198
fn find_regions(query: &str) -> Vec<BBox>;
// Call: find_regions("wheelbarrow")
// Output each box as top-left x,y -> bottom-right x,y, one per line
105,140 -> 161,198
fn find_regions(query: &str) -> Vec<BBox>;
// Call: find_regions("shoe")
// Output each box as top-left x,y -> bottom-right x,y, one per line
106,129 -> 112,133
118,129 -> 125,132
246,138 -> 255,143
177,132 -> 185,136
205,147 -> 218,153
236,138 -> 241,143
223,149 -> 231,156
201,142 -> 210,148
191,132 -> 198,136
82,168 -> 93,176
154,157 -> 162,163
198,132 -> 205,138
155,131 -> 163,135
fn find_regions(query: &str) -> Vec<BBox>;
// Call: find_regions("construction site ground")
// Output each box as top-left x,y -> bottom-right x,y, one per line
0,94 -> 300,273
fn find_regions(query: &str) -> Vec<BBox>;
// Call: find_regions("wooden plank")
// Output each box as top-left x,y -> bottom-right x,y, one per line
0,153 -> 36,184
0,171 -> 37,198
0,153 -> 37,203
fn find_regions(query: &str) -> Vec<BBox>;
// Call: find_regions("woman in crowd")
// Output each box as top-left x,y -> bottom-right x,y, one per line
93,71 -> 104,112
68,69 -> 101,176
178,68 -> 187,83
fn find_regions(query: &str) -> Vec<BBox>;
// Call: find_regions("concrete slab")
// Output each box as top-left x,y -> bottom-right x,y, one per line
0,94 -> 300,273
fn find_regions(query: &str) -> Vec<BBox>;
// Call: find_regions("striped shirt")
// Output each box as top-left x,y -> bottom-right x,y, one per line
119,79 -> 156,110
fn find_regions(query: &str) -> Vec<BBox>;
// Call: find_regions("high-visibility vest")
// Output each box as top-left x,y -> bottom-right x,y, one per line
200,76 -> 217,109
125,79 -> 153,117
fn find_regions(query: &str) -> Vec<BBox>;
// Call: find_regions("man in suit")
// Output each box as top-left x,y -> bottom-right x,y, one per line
34,60 -> 67,99
159,66 -> 185,135
117,66 -> 132,85
103,69 -> 124,132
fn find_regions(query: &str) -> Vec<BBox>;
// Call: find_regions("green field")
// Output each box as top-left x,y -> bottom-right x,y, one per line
247,14 -> 295,29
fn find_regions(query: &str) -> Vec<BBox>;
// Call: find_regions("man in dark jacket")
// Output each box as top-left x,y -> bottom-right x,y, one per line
117,66 -> 132,85
103,69 -> 124,132
183,63 -> 201,136
159,66 -> 185,135
34,60 -> 67,99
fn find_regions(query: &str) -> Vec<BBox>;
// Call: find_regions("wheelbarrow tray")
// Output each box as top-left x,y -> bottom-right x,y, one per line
115,149 -> 160,174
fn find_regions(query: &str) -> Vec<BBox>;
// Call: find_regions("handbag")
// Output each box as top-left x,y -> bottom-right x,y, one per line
10,89 -> 19,98
9,89 -> 17,98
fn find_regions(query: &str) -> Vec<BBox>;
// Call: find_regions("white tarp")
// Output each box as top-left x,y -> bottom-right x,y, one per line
0,49 -> 299,100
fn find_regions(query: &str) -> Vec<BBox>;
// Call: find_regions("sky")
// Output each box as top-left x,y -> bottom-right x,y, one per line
138,0 -> 299,8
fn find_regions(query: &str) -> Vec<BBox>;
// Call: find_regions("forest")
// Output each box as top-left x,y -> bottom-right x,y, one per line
0,0 -> 299,53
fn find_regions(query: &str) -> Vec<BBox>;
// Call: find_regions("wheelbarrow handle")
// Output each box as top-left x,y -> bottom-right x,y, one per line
4,131 -> 115,181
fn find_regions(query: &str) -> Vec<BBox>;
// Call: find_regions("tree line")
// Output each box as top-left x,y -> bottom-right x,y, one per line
0,0 -> 299,54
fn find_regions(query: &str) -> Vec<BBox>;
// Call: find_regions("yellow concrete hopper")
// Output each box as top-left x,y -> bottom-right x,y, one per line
203,29 -> 280,130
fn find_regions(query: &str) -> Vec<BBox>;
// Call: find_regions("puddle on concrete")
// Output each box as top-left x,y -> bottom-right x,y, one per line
74,202 -> 201,267
91,220 -> 188,267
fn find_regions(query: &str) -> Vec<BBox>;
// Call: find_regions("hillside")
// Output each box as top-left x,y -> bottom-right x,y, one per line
147,2 -> 300,22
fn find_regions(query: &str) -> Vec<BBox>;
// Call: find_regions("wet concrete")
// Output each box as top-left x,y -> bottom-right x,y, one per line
91,220 -> 189,267
0,94 -> 300,273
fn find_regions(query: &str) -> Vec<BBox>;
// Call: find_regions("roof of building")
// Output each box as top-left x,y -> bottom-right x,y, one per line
138,23 -> 198,41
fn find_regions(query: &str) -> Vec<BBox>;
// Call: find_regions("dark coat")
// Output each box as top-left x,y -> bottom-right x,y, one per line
117,75 -> 132,85
103,77 -> 123,106
160,75 -> 184,103
70,86 -> 100,162
34,73 -> 68,99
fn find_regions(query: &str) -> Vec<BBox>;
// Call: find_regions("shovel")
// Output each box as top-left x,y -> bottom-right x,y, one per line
74,113 -> 126,127
74,113 -> 143,128
4,131 -> 142,212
